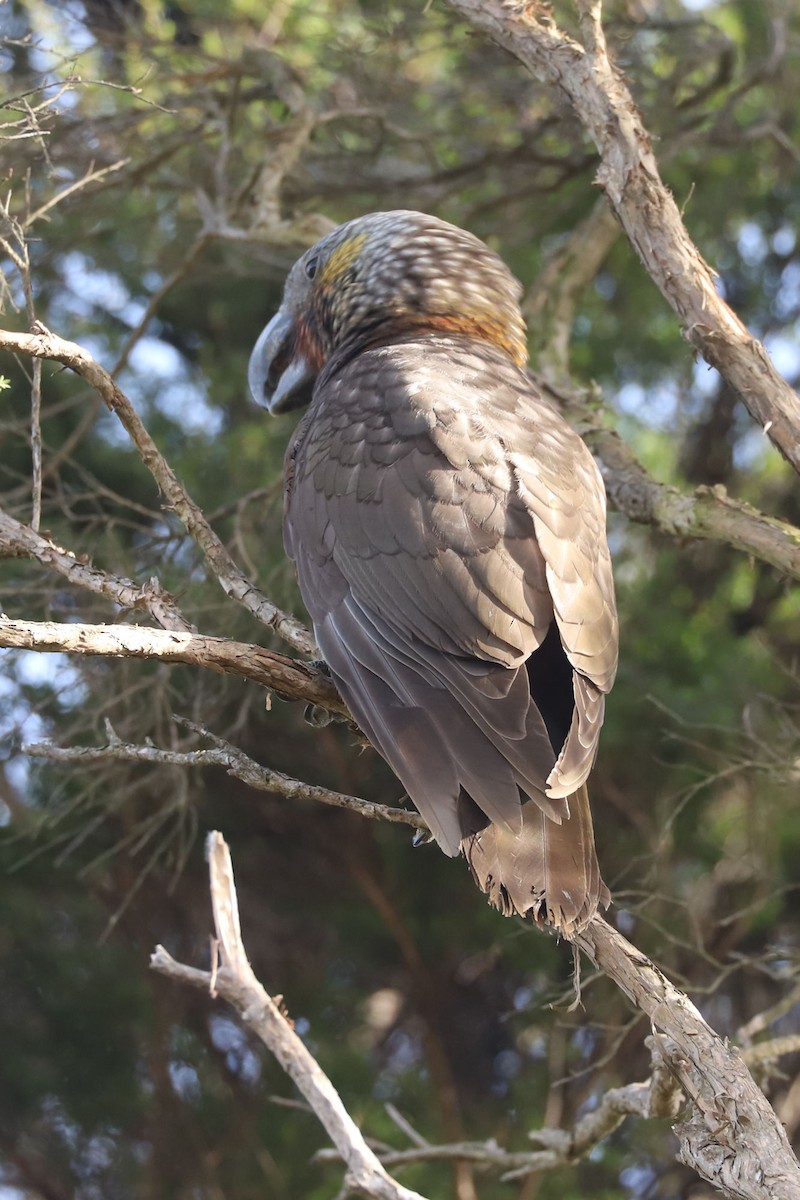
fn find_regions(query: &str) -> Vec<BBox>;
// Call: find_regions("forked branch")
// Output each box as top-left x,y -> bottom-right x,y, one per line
447,0 -> 800,475
149,834 -> 800,1200
0,324 -> 315,654
574,918 -> 800,1199
151,833 -> 429,1200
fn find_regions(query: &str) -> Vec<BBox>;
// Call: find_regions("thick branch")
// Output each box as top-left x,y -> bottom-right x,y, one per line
448,0 -> 800,475
151,833 -> 429,1200
596,433 -> 800,577
150,839 -> 800,1200
0,617 -> 343,716
0,324 -> 315,653
533,377 -> 800,580
574,917 -> 800,1200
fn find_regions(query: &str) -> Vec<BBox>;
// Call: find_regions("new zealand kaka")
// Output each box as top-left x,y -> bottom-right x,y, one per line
248,211 -> 618,935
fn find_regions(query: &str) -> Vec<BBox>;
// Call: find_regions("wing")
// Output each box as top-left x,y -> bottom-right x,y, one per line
284,335 -> 617,848
505,388 -> 617,796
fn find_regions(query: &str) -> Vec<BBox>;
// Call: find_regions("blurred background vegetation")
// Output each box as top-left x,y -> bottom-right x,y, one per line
1,1 -> 799,1197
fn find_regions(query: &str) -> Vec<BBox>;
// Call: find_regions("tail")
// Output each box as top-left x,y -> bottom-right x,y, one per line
461,784 -> 610,936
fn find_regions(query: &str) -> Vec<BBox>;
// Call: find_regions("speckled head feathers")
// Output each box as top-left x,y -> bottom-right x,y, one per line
249,211 -> 529,412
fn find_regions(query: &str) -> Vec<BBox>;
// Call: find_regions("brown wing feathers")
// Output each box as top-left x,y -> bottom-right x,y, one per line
250,211 -> 619,936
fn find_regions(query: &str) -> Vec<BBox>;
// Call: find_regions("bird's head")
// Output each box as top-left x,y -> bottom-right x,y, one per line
248,210 -> 528,413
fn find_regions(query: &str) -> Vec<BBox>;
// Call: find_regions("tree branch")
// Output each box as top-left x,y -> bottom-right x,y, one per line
574,916 -> 800,1199
534,379 -> 800,580
524,197 -> 620,382
0,324 -> 316,654
0,507 -> 194,632
148,835 -> 800,1199
316,1075 -> 666,1176
151,832 -> 430,1200
0,617 -> 343,716
447,0 -> 800,475
316,1068 -> 677,1181
23,733 -> 423,830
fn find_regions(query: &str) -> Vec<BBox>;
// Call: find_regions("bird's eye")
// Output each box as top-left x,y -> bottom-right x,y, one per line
305,256 -> 319,280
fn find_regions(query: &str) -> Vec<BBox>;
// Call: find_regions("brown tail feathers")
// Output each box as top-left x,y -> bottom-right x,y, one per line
462,784 -> 609,936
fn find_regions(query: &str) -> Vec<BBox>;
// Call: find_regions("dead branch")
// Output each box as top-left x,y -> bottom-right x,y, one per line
0,617 -> 342,716
448,0 -> 800,476
0,324 -> 315,655
149,836 -> 800,1198
316,1075 -> 672,1180
524,197 -> 620,383
521,198 -> 800,580
534,380 -> 800,581
24,158 -> 130,228
574,917 -> 800,1199
151,832 -> 430,1200
738,983 -> 800,1047
23,734 -> 423,830
0,508 -> 194,632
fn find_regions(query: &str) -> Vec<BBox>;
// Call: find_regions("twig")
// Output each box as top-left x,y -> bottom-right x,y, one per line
0,324 -> 315,654
23,735 -> 424,830
447,0 -> 800,476
738,983 -> 800,1047
0,189 -> 44,530
385,1105 -> 430,1150
29,357 -> 42,530
111,232 -> 212,377
24,158 -> 130,228
318,1075 -> 675,1179
150,832 -> 430,1200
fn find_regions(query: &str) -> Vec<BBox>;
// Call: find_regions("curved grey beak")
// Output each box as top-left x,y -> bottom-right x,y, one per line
248,310 -> 316,414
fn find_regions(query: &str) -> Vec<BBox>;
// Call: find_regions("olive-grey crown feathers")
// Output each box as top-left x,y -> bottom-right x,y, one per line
249,210 -> 529,413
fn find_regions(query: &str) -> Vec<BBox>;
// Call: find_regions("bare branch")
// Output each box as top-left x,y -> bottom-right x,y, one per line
29,355 -> 42,530
0,508 -> 194,632
246,110 -> 336,245
738,983 -> 800,1047
532,377 -> 800,581
318,1078 -> 655,1178
150,839 -> 800,1198
111,232 -> 212,377
447,0 -> 800,475
24,158 -> 131,228
0,617 -> 343,716
517,161 -> 800,582
0,324 -> 316,654
151,833 -> 430,1200
0,189 -> 44,529
574,917 -> 800,1199
524,197 -> 619,383
23,734 -> 423,830
519,192 -> 800,583
741,1035 -> 800,1068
